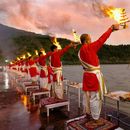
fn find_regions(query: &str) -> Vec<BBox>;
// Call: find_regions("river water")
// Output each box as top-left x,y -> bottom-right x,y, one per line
63,64 -> 130,92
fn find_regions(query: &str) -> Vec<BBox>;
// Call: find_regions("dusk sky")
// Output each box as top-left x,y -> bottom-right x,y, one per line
0,0 -> 130,45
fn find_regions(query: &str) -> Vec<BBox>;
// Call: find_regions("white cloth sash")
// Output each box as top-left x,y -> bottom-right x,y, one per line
78,51 -> 107,100
39,65 -> 48,76
51,65 -> 62,85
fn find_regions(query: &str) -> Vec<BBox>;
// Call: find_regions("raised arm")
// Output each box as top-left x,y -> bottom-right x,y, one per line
44,51 -> 53,58
91,24 -> 119,52
59,42 -> 74,56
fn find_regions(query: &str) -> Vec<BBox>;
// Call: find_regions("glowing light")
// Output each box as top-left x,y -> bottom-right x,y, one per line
103,7 -> 129,28
22,54 -> 26,59
72,29 -> 80,42
4,72 -> 9,89
35,50 -> 38,55
51,37 -> 62,50
10,62 -> 13,64
21,95 -> 28,107
108,8 -> 124,23
17,57 -> 20,61
5,59 -> 9,63
27,52 -> 31,57
40,48 -> 46,55
104,8 -> 128,23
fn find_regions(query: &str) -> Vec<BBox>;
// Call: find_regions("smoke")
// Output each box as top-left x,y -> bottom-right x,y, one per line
0,0 -> 112,34
0,0 -> 106,37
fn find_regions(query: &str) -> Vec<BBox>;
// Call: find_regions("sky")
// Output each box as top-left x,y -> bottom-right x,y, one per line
0,0 -> 130,45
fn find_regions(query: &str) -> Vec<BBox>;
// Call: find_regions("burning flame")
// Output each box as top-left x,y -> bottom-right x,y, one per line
105,8 -> 123,23
22,54 -> 26,59
72,29 -> 80,42
35,50 -> 38,55
40,48 -> 46,55
103,7 -> 129,24
51,37 -> 62,50
27,52 -> 31,57
10,62 -> 13,64
17,57 -> 20,61
102,7 -> 130,28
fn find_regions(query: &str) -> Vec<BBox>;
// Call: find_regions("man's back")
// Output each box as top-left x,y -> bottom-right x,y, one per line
79,44 -> 99,66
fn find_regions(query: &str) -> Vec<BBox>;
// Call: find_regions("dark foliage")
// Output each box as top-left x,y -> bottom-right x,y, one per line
13,35 -> 130,64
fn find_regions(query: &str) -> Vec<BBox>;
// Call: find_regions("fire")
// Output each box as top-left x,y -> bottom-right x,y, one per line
17,57 -> 20,61
35,50 -> 38,56
103,7 -> 129,28
27,52 -> 31,57
40,49 -> 46,55
104,8 -> 124,23
22,54 -> 26,59
72,29 -> 80,42
51,37 -> 62,50
111,8 -> 122,23
10,62 -> 13,64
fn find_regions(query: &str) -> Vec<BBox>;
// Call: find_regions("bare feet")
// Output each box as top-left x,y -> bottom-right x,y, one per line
87,119 -> 105,126
93,119 -> 105,126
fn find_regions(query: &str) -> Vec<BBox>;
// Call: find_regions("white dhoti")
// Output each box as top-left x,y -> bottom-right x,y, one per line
40,77 -> 48,89
51,66 -> 63,99
39,65 -> 48,89
31,76 -> 39,82
53,81 -> 63,99
83,91 -> 102,120
47,83 -> 52,91
79,52 -> 107,120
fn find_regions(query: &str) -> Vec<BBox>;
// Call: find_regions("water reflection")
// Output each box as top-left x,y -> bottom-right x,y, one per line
4,72 -> 9,89
21,95 -> 28,107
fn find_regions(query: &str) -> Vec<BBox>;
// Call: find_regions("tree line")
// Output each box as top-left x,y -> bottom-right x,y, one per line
13,34 -> 130,64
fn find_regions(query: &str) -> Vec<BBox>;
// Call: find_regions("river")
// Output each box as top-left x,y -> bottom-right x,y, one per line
63,64 -> 130,92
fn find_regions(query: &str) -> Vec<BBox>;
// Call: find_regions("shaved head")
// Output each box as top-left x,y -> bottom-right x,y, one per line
80,34 -> 91,44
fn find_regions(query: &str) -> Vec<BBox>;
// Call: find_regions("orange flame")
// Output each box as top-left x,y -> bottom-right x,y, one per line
27,52 -> 31,57
103,7 -> 129,24
17,57 -> 20,61
40,48 -> 46,55
72,29 -> 80,42
22,54 -> 26,59
51,37 -> 62,50
35,50 -> 38,55
10,62 -> 13,64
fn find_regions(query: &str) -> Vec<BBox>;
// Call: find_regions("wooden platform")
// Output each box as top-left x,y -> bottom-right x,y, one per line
39,97 -> 70,117
31,89 -> 50,104
23,84 -> 39,94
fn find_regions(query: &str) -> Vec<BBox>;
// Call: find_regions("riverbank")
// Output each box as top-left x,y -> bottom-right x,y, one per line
0,64 -> 130,129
